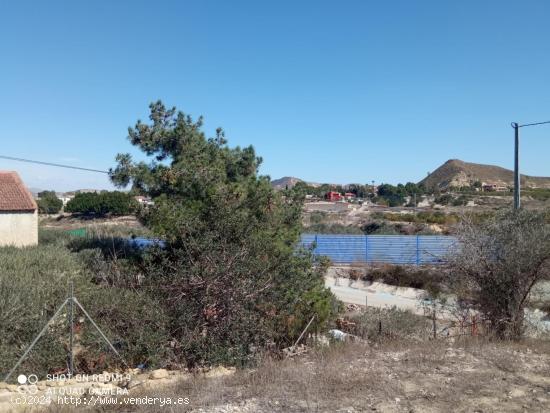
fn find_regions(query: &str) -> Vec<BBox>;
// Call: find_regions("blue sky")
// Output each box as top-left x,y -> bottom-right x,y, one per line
1,1 -> 550,191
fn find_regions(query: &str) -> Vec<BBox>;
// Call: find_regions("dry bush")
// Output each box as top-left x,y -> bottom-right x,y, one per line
364,264 -> 445,297
0,233 -> 170,379
449,209 -> 550,339
347,306 -> 432,341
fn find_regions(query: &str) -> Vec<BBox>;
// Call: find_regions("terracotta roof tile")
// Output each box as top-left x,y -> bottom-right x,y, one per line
0,171 -> 37,211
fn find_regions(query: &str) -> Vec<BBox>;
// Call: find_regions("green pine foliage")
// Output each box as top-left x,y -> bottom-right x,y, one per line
109,101 -> 340,366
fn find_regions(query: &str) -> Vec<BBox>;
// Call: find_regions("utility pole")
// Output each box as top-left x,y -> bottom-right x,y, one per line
511,120 -> 550,210
512,122 -> 520,209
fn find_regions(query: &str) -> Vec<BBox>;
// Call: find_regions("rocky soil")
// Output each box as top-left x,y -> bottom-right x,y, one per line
10,339 -> 548,413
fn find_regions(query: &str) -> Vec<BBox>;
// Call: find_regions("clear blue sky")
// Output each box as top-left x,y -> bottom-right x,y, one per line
1,1 -> 550,191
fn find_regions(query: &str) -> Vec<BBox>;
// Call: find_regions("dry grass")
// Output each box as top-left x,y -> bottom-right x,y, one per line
39,338 -> 550,413
173,344 -> 397,411
40,214 -> 148,235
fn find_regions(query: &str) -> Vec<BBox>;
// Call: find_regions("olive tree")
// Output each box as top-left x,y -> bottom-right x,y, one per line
449,209 -> 550,339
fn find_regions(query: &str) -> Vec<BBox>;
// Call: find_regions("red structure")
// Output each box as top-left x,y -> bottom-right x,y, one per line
325,191 -> 342,202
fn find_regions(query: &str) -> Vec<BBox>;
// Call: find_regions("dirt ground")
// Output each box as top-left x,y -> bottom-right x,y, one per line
39,214 -> 143,230
30,339 -> 550,413
302,194 -> 550,235
173,340 -> 550,413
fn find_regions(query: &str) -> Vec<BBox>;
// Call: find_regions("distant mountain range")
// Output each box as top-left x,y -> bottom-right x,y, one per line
420,159 -> 550,190
271,159 -> 550,191
270,176 -> 324,190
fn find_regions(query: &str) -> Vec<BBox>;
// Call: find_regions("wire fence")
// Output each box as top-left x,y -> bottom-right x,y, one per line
300,234 -> 457,265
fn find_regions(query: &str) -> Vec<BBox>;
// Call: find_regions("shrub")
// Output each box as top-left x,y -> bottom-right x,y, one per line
76,284 -> 171,370
0,241 -> 170,378
452,195 -> 469,206
364,264 -> 444,297
449,209 -> 550,339
305,223 -> 364,234
37,191 -> 63,214
523,188 -> 550,201
434,194 -> 453,205
362,221 -> 400,235
539,302 -> 550,314
38,228 -> 72,245
381,212 -> 457,225
308,211 -> 328,225
65,191 -> 137,216
347,307 -> 431,341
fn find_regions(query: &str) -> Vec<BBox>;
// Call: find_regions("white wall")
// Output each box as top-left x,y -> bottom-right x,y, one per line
0,210 -> 38,247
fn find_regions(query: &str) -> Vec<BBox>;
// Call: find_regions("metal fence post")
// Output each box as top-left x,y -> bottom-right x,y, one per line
416,235 -> 420,265
314,234 -> 318,257
432,301 -> 437,339
365,235 -> 369,264
69,281 -> 74,377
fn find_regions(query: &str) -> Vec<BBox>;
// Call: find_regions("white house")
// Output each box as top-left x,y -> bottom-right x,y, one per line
0,171 -> 38,247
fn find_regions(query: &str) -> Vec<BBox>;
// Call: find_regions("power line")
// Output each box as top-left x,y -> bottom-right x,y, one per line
0,155 -> 109,174
511,119 -> 550,209
518,120 -> 550,128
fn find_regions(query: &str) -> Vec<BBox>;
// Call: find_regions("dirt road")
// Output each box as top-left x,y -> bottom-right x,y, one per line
324,275 -> 427,315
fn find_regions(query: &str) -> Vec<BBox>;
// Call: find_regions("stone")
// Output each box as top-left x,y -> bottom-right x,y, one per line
509,388 -> 526,398
205,366 -> 235,378
127,380 -> 143,390
149,369 -> 169,379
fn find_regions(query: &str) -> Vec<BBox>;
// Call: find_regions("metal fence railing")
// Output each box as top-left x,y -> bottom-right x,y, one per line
300,234 -> 457,265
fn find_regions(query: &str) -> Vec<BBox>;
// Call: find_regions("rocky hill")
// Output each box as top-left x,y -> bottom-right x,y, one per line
420,159 -> 550,190
271,177 -> 323,190
270,176 -> 304,190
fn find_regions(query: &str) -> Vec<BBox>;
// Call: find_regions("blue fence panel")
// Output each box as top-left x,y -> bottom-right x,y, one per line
300,234 -> 457,265
316,234 -> 366,264
418,235 -> 457,264
367,235 -> 419,265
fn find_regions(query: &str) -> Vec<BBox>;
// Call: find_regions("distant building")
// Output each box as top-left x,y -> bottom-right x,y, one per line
134,195 -> 154,206
325,191 -> 342,202
56,192 -> 75,206
344,192 -> 356,200
76,189 -> 101,194
482,182 -> 508,192
0,171 -> 38,246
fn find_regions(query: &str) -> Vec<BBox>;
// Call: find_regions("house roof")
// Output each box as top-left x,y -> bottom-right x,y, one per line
0,171 -> 38,211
